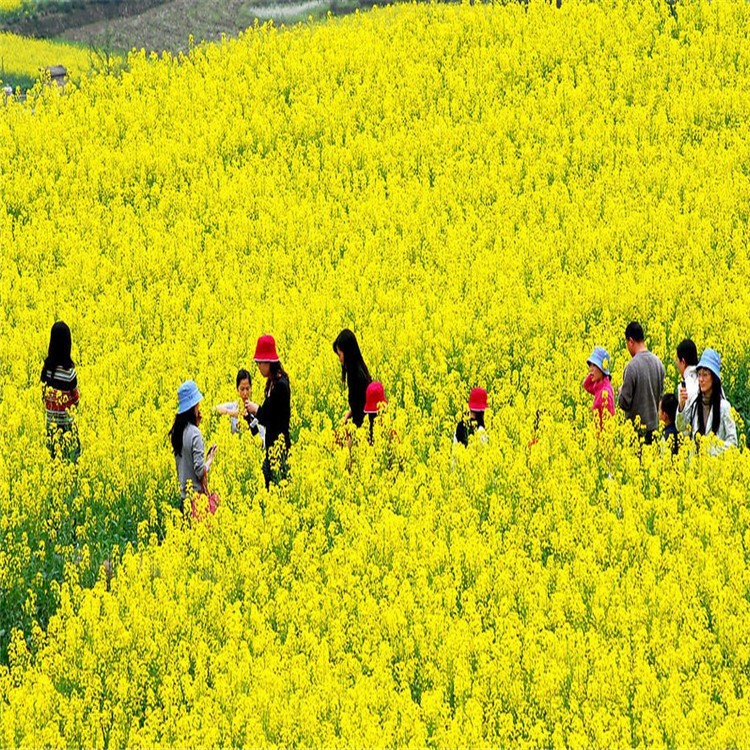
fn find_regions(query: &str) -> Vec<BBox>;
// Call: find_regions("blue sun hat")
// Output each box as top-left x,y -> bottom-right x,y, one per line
177,380 -> 204,414
587,347 -> 611,377
696,348 -> 721,381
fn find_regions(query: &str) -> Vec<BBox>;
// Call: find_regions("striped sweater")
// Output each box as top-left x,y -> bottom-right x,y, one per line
41,365 -> 79,427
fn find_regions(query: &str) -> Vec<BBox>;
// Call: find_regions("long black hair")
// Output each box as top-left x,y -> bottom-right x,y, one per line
265,361 -> 289,396
169,409 -> 197,456
43,321 -> 74,373
333,329 -> 371,385
695,371 -> 723,436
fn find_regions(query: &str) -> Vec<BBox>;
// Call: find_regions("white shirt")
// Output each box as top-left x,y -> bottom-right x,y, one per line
682,365 -> 699,404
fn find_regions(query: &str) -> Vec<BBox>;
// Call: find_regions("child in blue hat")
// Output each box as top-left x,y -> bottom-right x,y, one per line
676,348 -> 737,453
583,347 -> 615,430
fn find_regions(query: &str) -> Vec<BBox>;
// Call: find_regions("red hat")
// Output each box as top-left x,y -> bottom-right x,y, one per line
254,334 -> 280,363
468,387 -> 487,412
363,381 -> 387,414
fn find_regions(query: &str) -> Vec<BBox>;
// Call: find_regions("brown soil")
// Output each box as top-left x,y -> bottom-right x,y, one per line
57,0 -> 315,53
2,0 -> 171,38
2,0 -> 369,55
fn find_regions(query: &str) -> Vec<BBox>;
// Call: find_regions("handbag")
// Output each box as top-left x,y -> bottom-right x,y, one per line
191,473 -> 220,519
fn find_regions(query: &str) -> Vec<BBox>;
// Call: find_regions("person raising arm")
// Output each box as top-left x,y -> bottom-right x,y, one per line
244,335 -> 291,488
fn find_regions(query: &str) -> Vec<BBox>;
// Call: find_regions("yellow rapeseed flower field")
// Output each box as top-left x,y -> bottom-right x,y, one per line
1,0 -> 750,745
0,32 -> 94,83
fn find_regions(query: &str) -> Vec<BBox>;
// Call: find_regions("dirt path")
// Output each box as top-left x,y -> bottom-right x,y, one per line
2,0 -> 372,57
1,0 -> 170,38
58,0 -> 334,53
247,0 -> 329,20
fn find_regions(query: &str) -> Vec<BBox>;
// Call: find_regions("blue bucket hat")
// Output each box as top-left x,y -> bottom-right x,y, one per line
177,380 -> 204,414
587,346 -> 611,377
696,348 -> 721,381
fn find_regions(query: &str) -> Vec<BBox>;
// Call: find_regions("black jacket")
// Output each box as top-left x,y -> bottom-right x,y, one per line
249,373 -> 291,452
348,366 -> 370,428
455,417 -> 484,447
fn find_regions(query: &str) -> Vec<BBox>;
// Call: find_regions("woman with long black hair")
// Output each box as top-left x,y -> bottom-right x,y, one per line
677,348 -> 737,454
41,321 -> 80,462
333,328 -> 371,428
169,380 -> 217,513
244,335 -> 291,488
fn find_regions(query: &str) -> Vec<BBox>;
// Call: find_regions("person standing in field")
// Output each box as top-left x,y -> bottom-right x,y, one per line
676,348 -> 737,454
243,335 -> 291,488
675,338 -> 699,407
659,393 -> 680,455
363,381 -> 387,445
454,388 -> 489,446
169,380 -> 217,513
216,368 -> 264,441
333,329 -> 372,428
41,321 -> 81,462
582,347 -> 615,430
617,321 -> 665,445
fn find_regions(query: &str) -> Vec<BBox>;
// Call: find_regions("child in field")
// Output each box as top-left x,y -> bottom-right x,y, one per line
454,388 -> 488,446
41,321 -> 81,462
659,392 -> 679,455
362,381 -> 402,469
363,381 -> 387,445
583,347 -> 615,430
216,368 -> 264,441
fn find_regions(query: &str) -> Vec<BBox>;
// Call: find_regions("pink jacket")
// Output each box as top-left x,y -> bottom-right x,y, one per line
583,375 -> 615,428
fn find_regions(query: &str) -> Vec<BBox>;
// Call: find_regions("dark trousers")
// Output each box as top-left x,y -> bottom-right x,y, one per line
262,449 -> 289,489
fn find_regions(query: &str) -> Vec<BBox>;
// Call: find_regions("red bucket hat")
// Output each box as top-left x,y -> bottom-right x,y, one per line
468,387 -> 487,412
363,381 -> 387,414
254,334 -> 280,363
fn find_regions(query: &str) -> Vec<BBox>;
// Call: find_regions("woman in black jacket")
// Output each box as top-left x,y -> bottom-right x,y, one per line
41,321 -> 80,461
333,328 -> 372,429
244,335 -> 291,488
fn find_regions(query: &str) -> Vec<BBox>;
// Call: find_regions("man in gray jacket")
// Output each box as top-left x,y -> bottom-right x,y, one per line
618,321 -> 665,444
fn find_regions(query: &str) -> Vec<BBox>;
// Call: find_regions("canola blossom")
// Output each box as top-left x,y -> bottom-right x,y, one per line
0,32 -> 94,83
1,0 -> 750,745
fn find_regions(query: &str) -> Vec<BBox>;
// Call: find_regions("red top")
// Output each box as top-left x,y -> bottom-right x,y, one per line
583,375 -> 615,429
364,381 -> 387,414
